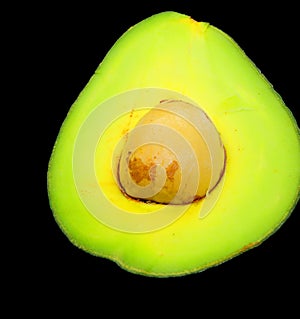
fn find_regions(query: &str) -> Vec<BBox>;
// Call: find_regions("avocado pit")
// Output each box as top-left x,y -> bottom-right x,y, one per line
117,100 -> 226,205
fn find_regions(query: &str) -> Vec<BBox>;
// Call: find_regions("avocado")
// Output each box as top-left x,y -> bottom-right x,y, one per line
47,11 -> 300,277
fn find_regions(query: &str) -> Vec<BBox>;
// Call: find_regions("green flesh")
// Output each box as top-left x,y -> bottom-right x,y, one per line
47,11 -> 300,277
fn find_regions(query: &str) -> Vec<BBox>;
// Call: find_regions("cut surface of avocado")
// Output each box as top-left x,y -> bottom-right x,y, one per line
48,11 -> 300,277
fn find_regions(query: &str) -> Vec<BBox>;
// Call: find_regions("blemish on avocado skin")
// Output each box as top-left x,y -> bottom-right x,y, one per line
184,16 -> 210,34
240,241 -> 259,252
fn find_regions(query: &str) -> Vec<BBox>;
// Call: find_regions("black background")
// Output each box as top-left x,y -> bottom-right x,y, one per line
17,0 -> 299,312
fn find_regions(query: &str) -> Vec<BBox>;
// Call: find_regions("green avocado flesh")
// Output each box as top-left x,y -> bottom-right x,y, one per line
47,11 -> 300,277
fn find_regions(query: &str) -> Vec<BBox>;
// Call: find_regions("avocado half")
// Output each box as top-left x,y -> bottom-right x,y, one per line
47,11 -> 300,277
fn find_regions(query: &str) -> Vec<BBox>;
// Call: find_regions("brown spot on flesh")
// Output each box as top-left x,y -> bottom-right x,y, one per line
128,157 -> 152,184
166,160 -> 179,180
